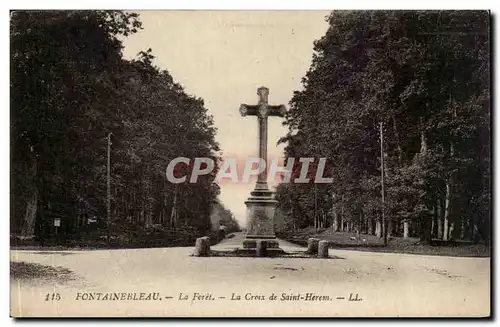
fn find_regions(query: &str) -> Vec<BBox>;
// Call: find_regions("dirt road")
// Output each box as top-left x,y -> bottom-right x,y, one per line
10,234 -> 490,317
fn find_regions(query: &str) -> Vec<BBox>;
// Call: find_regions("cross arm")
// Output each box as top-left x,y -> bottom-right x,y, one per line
239,104 -> 259,117
267,105 -> 287,117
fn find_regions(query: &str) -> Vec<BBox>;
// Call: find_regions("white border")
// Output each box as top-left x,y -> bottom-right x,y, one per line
2,1 -> 497,326
5,0 -> 498,10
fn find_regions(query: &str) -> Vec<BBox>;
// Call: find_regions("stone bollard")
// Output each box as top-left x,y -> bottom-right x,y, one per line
318,240 -> 330,258
307,238 -> 320,254
194,236 -> 210,257
256,240 -> 268,257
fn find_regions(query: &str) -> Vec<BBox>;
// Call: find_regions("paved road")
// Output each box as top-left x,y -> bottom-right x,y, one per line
10,235 -> 490,317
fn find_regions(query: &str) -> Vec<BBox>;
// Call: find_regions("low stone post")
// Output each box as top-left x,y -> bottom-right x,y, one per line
194,236 -> 210,257
307,238 -> 320,254
318,240 -> 329,258
256,240 -> 268,257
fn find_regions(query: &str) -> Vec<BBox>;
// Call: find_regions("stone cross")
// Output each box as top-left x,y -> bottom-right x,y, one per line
239,87 -> 286,252
239,87 -> 286,190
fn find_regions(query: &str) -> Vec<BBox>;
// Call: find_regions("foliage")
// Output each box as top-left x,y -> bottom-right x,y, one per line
276,11 -> 490,244
11,11 -> 226,244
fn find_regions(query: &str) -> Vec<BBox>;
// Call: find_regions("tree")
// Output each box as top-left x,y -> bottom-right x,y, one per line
11,11 -> 229,245
276,11 -> 490,244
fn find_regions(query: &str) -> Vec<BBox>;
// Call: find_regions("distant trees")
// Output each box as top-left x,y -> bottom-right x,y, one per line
11,11 -> 224,243
211,201 -> 241,233
276,11 -> 490,244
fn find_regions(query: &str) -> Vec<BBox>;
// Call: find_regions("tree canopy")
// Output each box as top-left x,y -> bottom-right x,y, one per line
11,11 -> 225,244
276,11 -> 490,244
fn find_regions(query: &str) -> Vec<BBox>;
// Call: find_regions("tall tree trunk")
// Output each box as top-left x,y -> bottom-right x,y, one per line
460,217 -> 465,240
431,204 -> 436,239
375,212 -> 382,238
420,128 -> 427,154
333,209 -> 338,232
145,199 -> 153,227
314,183 -> 318,231
392,112 -> 404,165
387,219 -> 393,239
368,216 -> 373,235
443,182 -> 451,241
437,197 -> 443,239
331,192 -> 337,231
21,154 -> 38,237
162,182 -> 169,227
358,211 -> 363,234
170,184 -> 178,228
420,212 -> 432,245
443,90 -> 456,242
339,207 -> 344,232
22,189 -> 38,237
449,222 -> 455,241
417,124 -> 430,244
403,220 -> 410,238
144,164 -> 153,227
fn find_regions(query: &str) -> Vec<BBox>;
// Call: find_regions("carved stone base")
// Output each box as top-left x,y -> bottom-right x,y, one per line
242,239 -> 280,249
243,182 -> 278,240
233,247 -> 286,257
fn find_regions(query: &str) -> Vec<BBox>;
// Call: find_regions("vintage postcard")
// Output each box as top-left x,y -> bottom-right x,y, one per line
10,10 -> 491,317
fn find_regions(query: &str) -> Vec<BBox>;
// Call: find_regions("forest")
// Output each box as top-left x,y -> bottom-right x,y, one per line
276,11 -> 490,245
10,11 -> 239,246
10,10 -> 491,248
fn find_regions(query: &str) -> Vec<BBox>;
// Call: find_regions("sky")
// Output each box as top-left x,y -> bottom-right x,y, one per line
122,11 -> 330,226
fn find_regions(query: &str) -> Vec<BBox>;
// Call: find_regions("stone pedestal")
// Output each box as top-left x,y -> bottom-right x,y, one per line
242,182 -> 280,251
238,87 -> 286,256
